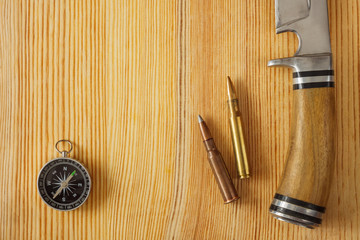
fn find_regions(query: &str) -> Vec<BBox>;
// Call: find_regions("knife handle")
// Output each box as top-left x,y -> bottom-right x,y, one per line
270,87 -> 336,228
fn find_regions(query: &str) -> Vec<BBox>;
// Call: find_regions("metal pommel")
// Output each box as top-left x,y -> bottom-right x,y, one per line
269,194 -> 325,229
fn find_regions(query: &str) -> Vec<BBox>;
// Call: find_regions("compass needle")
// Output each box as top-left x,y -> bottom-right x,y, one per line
53,185 -> 63,199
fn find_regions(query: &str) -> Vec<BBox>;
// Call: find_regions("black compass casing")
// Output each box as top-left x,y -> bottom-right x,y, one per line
37,157 -> 91,211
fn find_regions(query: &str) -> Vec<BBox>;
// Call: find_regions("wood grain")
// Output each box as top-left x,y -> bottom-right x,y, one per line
277,88 -> 336,206
0,0 -> 359,239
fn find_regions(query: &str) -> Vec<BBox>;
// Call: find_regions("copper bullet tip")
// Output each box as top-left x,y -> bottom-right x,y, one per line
198,115 -> 204,123
227,76 -> 237,101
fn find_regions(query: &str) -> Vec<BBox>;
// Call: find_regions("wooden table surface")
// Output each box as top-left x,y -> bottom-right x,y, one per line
0,0 -> 359,239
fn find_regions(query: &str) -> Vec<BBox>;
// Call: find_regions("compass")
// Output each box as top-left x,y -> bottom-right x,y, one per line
37,140 -> 91,211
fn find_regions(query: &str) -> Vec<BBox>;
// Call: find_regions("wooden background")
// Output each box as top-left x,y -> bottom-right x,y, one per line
0,0 -> 359,239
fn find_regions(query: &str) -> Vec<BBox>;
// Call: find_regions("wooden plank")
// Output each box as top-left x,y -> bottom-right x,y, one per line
0,0 -> 108,239
105,0 -> 177,239
0,0 -> 359,239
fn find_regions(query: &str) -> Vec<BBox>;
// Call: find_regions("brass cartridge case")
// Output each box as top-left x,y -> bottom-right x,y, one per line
227,77 -> 250,179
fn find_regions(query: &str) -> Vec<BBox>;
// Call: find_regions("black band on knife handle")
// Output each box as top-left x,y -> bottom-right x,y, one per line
293,70 -> 334,78
293,82 -> 334,90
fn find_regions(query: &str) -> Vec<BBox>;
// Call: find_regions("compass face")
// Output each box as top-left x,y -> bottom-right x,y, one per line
37,158 -> 91,211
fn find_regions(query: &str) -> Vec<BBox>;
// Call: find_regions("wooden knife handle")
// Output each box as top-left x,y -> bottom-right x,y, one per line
277,87 -> 335,204
270,87 -> 336,228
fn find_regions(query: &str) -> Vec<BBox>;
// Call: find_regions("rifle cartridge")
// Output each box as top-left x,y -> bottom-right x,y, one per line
198,115 -> 239,204
227,77 -> 250,179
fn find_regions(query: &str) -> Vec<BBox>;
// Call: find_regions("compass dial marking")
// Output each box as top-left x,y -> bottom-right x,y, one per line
37,158 -> 91,211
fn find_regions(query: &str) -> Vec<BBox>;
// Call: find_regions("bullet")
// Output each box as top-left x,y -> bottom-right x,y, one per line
198,115 -> 240,204
227,77 -> 250,179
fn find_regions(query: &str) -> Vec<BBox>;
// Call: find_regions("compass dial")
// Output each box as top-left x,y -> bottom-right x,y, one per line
37,158 -> 91,211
